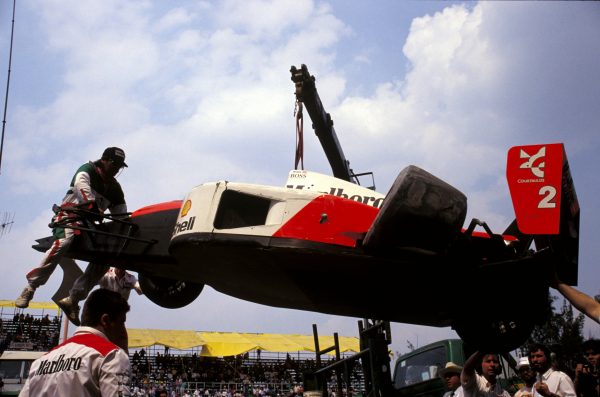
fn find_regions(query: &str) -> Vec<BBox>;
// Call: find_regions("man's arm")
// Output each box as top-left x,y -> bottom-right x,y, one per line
73,168 -> 96,203
109,203 -> 128,217
125,273 -> 143,296
133,281 -> 143,295
100,349 -> 131,396
556,370 -> 577,397
461,351 -> 482,390
98,272 -> 110,290
553,276 -> 600,324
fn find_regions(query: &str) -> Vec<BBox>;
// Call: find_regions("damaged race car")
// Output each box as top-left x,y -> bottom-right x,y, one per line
34,65 -> 579,351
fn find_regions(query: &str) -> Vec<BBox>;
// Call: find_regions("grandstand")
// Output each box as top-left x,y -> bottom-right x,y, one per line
0,302 -> 367,396
0,300 -> 61,354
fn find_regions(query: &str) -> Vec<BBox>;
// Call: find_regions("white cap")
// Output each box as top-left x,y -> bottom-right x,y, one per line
517,356 -> 530,370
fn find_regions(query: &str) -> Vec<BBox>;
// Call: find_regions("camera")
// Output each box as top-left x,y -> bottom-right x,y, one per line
583,364 -> 599,377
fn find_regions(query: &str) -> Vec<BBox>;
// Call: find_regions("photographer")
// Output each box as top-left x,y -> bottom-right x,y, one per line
575,339 -> 599,397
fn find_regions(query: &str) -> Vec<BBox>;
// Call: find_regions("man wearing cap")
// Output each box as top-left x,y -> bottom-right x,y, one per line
515,357 -> 536,397
16,147 -> 128,326
440,362 -> 464,397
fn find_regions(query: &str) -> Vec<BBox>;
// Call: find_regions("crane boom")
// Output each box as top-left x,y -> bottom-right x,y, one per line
290,64 -> 355,183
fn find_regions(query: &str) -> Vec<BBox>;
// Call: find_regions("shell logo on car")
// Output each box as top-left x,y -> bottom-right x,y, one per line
181,200 -> 192,217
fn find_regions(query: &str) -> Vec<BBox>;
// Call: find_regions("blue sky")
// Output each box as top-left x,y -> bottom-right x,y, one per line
1,1 -> 599,356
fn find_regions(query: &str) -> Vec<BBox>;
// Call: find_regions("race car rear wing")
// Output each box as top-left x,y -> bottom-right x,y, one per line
506,143 -> 579,284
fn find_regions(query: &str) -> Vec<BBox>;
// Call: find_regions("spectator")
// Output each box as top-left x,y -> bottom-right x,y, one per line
515,357 -> 536,397
288,385 -> 304,397
574,339 -> 600,397
19,289 -> 131,396
16,147 -> 129,327
440,362 -> 464,397
461,351 -> 511,397
156,389 -> 168,397
528,343 -> 576,397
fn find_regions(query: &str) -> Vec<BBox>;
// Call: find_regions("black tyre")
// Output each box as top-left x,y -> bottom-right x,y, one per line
138,274 -> 204,309
363,165 -> 467,253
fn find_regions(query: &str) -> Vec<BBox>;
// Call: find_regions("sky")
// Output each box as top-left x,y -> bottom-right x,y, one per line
1,0 -> 599,357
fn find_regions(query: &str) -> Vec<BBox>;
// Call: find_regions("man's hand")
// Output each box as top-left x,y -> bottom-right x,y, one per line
534,381 -> 554,397
82,201 -> 104,222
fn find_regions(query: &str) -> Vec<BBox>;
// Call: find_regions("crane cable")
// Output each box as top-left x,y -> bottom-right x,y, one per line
294,99 -> 304,170
1,0 -> 17,174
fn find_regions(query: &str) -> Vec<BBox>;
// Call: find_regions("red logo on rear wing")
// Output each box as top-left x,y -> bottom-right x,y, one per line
507,143 -> 564,234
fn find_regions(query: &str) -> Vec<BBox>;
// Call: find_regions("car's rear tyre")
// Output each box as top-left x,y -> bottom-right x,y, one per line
138,274 -> 204,309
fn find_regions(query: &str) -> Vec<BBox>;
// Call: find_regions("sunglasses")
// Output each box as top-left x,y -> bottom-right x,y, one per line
584,351 -> 597,357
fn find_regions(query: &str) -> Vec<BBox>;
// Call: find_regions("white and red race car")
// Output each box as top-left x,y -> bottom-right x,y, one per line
35,143 -> 579,351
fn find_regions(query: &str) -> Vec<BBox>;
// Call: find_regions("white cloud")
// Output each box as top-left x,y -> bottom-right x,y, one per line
217,0 -> 316,39
154,7 -> 197,33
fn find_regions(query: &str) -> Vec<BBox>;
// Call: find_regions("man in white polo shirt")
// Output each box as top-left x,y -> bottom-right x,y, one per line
99,267 -> 143,301
529,343 -> 576,397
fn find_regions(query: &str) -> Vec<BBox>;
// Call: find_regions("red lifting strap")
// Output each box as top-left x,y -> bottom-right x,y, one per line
295,100 -> 304,170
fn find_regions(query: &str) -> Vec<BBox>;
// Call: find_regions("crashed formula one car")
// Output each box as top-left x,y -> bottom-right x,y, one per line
34,65 -> 579,351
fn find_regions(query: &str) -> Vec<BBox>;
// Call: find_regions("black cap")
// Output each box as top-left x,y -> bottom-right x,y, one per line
101,147 -> 128,167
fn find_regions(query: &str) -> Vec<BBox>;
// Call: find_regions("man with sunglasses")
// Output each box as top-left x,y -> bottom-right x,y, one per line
16,147 -> 128,326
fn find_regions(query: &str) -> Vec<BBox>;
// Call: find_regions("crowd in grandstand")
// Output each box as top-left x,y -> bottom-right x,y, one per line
128,348 -> 363,396
0,312 -> 60,353
0,308 -> 363,397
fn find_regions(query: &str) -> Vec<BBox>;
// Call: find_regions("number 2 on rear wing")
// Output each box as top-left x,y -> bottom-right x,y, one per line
506,143 -> 578,235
